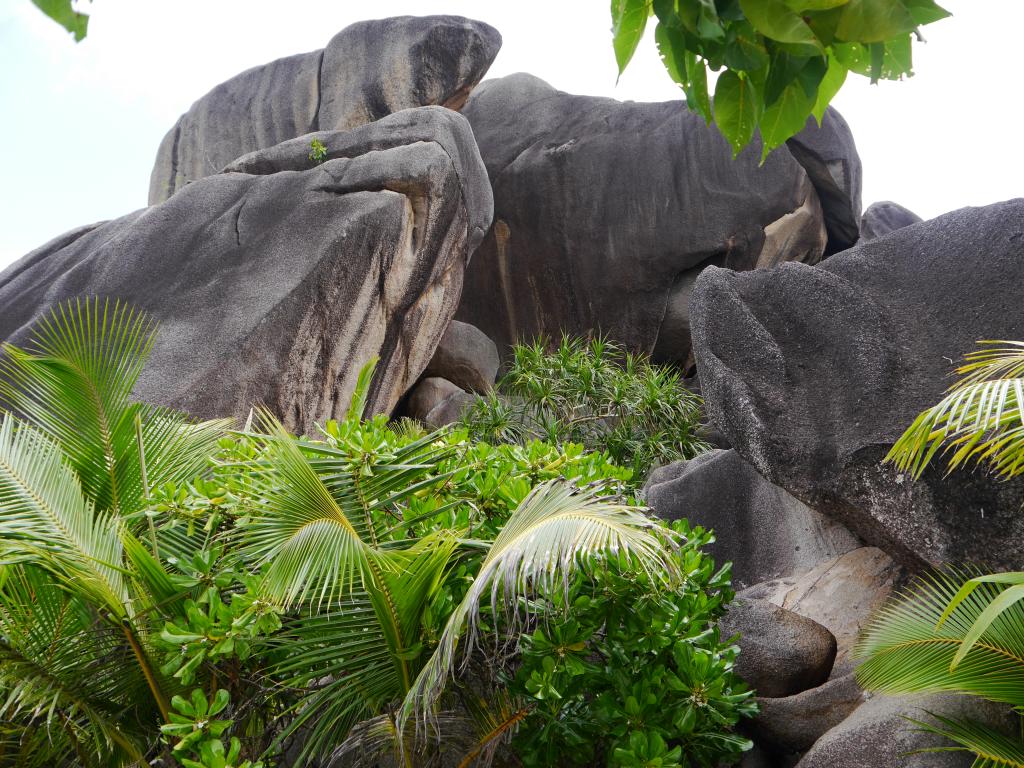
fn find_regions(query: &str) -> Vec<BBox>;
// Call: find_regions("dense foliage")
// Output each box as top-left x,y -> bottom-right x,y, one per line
613,0 -> 950,158
461,336 -> 708,482
857,341 -> 1024,767
0,300 -> 752,768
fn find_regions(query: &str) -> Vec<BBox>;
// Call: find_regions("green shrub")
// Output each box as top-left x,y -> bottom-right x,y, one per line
0,301 -> 751,768
462,336 -> 709,482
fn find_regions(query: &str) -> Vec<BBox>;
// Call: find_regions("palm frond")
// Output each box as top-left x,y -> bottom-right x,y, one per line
908,711 -> 1024,768
398,481 -> 677,731
886,341 -> 1024,479
0,298 -> 228,517
855,569 -> 1024,705
0,414 -> 126,611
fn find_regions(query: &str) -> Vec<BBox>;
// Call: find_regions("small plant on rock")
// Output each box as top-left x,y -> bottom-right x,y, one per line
307,137 -> 327,165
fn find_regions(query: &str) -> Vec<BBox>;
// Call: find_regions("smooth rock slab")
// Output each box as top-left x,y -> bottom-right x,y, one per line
149,16 -> 501,203
795,693 -> 1016,768
859,200 -> 923,241
691,200 -> 1024,569
422,320 -> 499,393
1,107 -> 492,434
741,547 -> 903,677
456,73 -> 829,367
751,673 -> 866,753
644,450 -> 860,590
721,598 -> 837,698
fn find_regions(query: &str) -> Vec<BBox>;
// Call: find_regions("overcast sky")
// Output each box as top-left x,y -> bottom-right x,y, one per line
0,0 -> 1021,268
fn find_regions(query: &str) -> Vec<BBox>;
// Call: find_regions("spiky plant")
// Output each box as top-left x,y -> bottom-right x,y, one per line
0,298 -> 227,766
857,340 -> 1024,767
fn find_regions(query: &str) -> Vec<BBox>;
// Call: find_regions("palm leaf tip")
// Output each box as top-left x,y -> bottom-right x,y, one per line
398,480 -> 675,735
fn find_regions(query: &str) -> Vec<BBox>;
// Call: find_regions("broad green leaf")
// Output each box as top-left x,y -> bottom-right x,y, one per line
836,0 -> 916,43
714,71 -> 760,156
612,0 -> 651,76
724,22 -> 769,71
684,55 -> 713,123
31,0 -> 89,42
739,0 -> 822,47
759,79 -> 815,161
903,0 -> 951,26
655,22 -> 689,86
812,54 -> 847,123
784,0 -> 848,8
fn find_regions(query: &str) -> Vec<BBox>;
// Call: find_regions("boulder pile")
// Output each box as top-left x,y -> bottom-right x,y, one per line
2,13 -> 1021,766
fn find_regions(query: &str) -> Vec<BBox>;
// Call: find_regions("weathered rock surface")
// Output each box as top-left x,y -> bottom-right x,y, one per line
691,200 -> 1024,569
149,16 -> 501,204
405,377 -> 465,421
1,108 -> 492,434
741,547 -> 903,677
785,110 -> 862,254
859,200 -> 923,241
751,674 -> 866,753
422,320 -> 499,393
795,693 -> 1016,767
456,73 -> 831,366
721,599 -> 836,698
644,450 -> 859,590
423,390 -> 476,429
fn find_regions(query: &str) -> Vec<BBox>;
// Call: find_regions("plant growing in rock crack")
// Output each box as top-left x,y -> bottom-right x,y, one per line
308,137 -> 327,165
461,335 -> 709,483
0,298 -> 752,767
856,340 -> 1024,767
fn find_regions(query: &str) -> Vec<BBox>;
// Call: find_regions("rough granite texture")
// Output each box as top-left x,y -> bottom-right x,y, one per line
644,450 -> 860,590
149,16 -> 501,203
1,108 -> 493,434
456,73 -> 833,366
690,200 -> 1024,569
859,200 -> 923,241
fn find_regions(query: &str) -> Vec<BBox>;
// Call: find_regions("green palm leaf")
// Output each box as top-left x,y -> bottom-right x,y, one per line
886,341 -> 1024,479
855,569 -> 1024,704
0,297 -> 228,518
908,712 -> 1024,768
399,480 -> 678,731
0,413 -> 125,611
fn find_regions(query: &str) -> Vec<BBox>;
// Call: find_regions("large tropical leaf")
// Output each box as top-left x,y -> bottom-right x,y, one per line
908,711 -> 1024,768
0,297 -> 228,518
855,569 -> 1024,705
887,341 -> 1024,479
0,413 -> 125,611
0,566 -> 152,767
399,481 -> 678,732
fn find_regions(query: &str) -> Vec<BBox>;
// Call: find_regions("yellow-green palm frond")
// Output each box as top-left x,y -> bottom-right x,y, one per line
398,480 -> 677,733
0,414 -> 126,611
855,568 -> 1024,704
908,712 -> 1024,768
887,341 -> 1024,479
0,297 -> 228,518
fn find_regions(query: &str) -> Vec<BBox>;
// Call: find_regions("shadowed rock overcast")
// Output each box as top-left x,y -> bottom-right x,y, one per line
0,0 -> 1022,268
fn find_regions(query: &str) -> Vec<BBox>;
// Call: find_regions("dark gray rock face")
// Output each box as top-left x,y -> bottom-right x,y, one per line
785,110 -> 863,254
691,200 -> 1024,569
859,200 -> 923,241
643,450 -> 859,590
149,16 -> 501,204
751,673 -> 866,753
721,599 -> 837,698
405,377 -> 465,422
456,73 -> 829,366
795,693 -> 1016,768
422,320 -> 499,393
1,108 -> 492,434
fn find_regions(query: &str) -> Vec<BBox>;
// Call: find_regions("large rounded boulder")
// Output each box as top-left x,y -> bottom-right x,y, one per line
1,108 -> 493,434
149,16 -> 501,204
690,199 -> 1024,568
455,73 -> 837,366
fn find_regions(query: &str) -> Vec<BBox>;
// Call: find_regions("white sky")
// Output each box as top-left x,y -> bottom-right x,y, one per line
0,0 -> 1021,268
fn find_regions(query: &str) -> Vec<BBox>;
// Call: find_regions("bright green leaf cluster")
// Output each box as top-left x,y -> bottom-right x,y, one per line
612,0 -> 950,159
